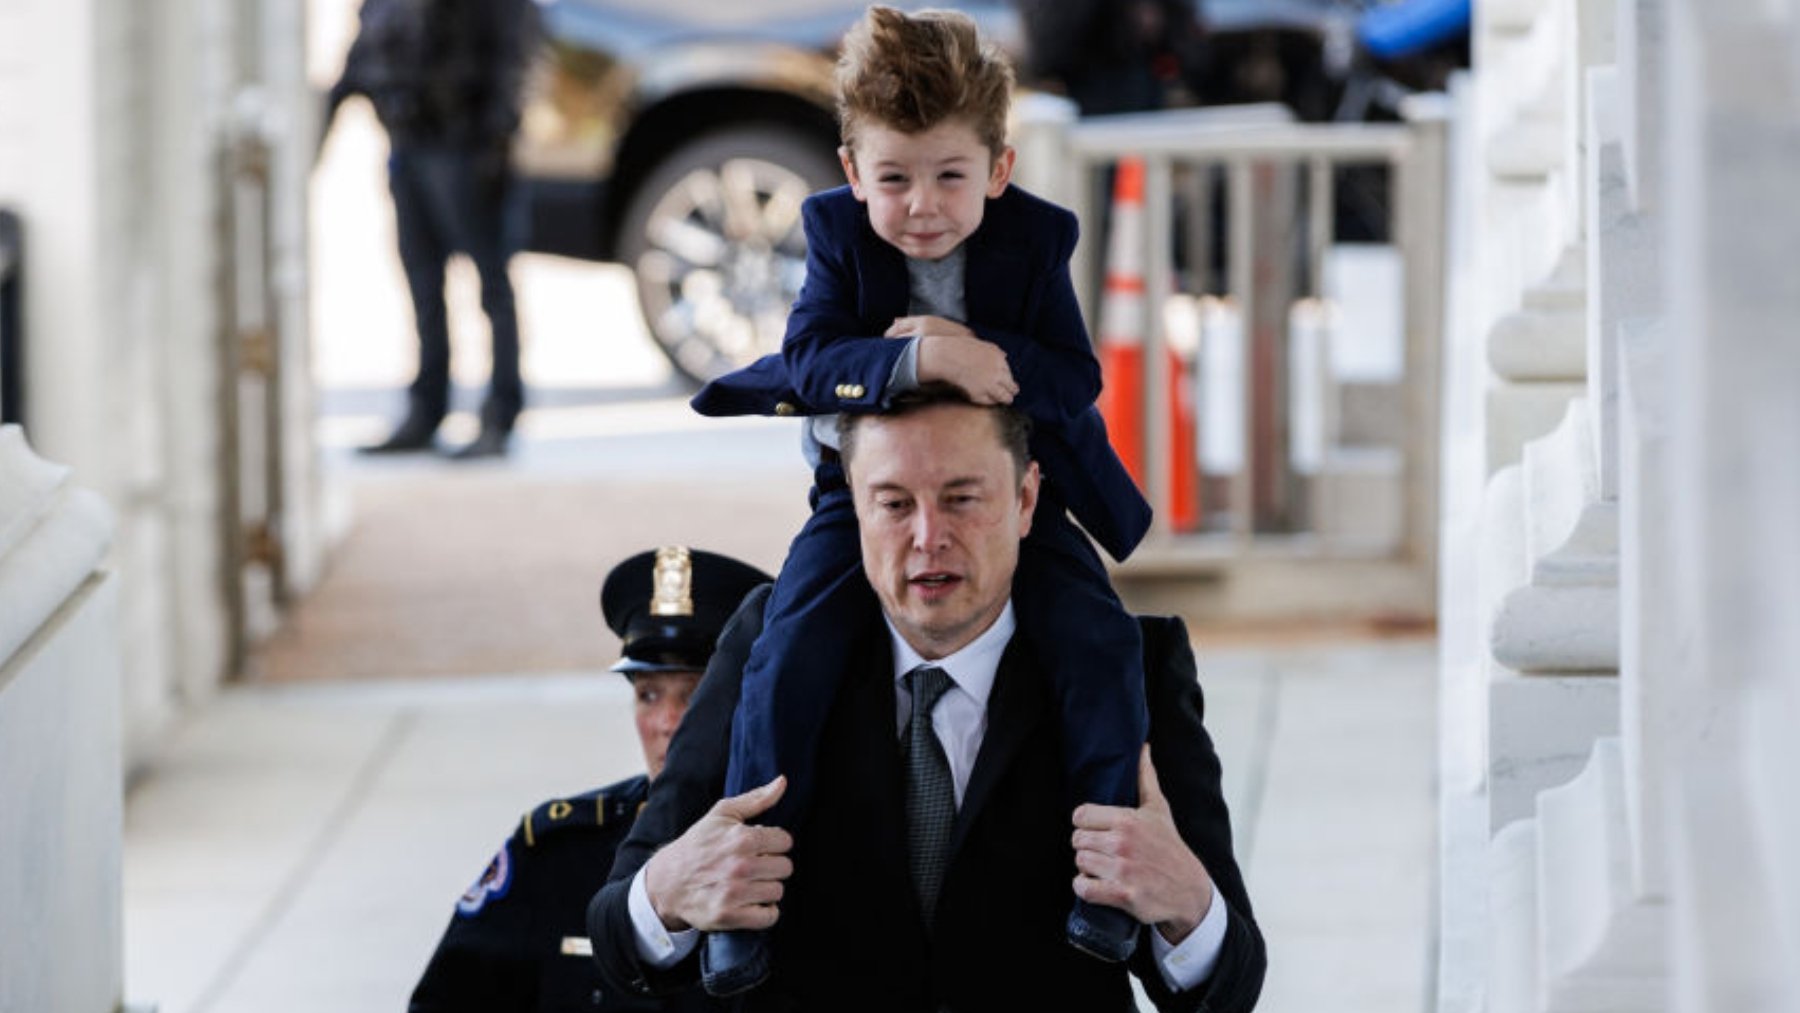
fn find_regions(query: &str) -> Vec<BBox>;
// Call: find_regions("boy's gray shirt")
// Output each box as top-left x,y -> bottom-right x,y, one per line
803,247 -> 967,460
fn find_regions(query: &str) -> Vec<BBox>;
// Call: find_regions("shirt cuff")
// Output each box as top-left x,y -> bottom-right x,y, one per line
885,337 -> 921,399
1151,892 -> 1230,993
628,867 -> 700,969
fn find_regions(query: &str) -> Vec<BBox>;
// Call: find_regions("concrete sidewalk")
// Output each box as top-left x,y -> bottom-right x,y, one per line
123,636 -> 1435,1013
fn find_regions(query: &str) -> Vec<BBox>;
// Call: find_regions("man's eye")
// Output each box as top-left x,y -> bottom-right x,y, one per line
878,498 -> 910,513
940,171 -> 966,182
878,174 -> 907,186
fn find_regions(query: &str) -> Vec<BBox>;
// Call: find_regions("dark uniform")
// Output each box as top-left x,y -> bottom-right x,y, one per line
411,780 -> 657,1011
409,546 -> 772,1012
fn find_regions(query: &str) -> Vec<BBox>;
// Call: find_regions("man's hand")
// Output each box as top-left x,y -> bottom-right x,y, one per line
913,332 -> 1018,405
642,776 -> 794,933
1071,746 -> 1216,945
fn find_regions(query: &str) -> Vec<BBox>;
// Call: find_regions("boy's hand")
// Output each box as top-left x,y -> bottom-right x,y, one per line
916,333 -> 1019,405
884,315 -> 975,340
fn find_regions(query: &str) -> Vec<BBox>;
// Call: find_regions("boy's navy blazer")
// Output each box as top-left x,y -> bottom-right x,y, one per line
692,184 -> 1153,562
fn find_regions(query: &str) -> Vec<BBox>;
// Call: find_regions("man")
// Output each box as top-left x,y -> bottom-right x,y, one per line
324,0 -> 536,459
409,547 -> 772,1011
588,386 -> 1267,1012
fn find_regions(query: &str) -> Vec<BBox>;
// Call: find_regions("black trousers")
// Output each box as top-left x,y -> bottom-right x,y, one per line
387,141 -> 525,430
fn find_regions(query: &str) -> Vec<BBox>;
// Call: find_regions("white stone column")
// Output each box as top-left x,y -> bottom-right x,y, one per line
0,0 -> 323,763
1664,3 -> 1800,1010
0,425 -> 122,1013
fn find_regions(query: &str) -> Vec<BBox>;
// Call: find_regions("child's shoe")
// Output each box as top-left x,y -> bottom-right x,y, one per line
1066,898 -> 1140,962
701,928 -> 771,996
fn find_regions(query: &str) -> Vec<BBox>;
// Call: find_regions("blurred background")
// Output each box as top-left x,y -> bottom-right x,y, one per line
4,1 -> 1799,1012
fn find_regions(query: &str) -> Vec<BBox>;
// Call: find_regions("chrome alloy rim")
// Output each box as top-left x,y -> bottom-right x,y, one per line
633,157 -> 814,381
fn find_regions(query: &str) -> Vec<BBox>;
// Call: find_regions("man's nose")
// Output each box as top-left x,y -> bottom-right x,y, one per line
911,505 -> 949,551
652,702 -> 683,735
908,185 -> 938,216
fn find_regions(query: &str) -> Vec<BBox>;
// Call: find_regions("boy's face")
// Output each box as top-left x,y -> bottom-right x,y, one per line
840,119 -> 1015,262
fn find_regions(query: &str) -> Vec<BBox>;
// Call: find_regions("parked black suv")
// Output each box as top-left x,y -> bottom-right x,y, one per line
513,0 -> 1456,385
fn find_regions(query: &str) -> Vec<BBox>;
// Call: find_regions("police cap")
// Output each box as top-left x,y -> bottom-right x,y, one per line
600,546 -> 772,676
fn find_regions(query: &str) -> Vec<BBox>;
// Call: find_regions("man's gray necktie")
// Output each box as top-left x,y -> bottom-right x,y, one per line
904,665 -> 956,923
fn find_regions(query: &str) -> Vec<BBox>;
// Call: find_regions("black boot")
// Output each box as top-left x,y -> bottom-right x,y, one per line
1066,898 -> 1140,963
446,427 -> 510,460
701,929 -> 771,996
358,413 -> 440,454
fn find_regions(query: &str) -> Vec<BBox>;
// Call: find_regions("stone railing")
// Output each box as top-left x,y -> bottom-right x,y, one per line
0,424 -> 123,1013
1438,0 -> 1800,1010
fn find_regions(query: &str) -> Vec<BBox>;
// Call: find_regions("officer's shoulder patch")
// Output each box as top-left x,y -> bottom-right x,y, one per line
521,791 -> 605,848
454,844 -> 513,918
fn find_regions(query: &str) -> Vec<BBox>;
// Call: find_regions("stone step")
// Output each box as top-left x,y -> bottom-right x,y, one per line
1535,738 -> 1668,1011
1521,246 -> 1587,315
1489,398 -> 1619,671
1486,382 -> 1583,474
1521,398 -> 1617,589
1479,434 -> 1616,674
1486,655 -> 1620,831
1488,305 -> 1586,382
1487,54 -> 1567,182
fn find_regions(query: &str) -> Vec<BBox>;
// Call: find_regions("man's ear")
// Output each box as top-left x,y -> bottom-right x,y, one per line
839,146 -> 867,201
1016,460 -> 1041,538
986,145 -> 1016,199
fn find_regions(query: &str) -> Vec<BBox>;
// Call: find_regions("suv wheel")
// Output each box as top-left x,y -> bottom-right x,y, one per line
618,125 -> 842,387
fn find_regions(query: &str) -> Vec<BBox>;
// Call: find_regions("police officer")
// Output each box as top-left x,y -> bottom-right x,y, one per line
408,547 -> 772,1011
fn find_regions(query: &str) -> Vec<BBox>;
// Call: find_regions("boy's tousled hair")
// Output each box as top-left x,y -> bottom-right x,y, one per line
835,5 -> 1014,157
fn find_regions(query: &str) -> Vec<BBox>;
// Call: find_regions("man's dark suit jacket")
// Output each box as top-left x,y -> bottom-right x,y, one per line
689,184 -> 1153,562
587,586 -> 1267,1013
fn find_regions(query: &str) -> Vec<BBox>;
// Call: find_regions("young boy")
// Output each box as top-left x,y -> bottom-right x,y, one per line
691,5 -> 1154,994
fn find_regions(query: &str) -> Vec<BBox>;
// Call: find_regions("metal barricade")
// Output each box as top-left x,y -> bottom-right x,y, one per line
1017,97 -> 1450,618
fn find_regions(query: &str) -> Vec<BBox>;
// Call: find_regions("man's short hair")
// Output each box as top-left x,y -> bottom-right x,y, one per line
834,5 -> 1015,159
837,381 -> 1032,482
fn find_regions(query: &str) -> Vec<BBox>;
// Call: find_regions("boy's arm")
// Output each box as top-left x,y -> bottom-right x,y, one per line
966,205 -> 1102,425
965,246 -> 1101,425
780,199 -> 910,413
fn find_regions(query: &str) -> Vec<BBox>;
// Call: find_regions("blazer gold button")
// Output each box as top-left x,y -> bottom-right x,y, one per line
774,401 -> 796,416
847,384 -> 866,398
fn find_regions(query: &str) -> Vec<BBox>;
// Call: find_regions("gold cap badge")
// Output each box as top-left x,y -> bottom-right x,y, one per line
650,546 -> 693,616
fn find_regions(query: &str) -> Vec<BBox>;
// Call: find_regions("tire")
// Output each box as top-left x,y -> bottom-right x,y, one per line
617,125 -> 843,387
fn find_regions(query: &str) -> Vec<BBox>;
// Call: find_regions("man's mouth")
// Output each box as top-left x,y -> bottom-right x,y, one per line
909,571 -> 961,598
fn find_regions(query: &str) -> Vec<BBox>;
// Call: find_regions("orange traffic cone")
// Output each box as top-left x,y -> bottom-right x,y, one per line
1097,157 -> 1202,531
1097,158 -> 1148,484
1163,297 -> 1202,532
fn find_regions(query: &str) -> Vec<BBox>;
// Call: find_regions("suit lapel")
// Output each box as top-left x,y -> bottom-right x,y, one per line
947,634 -> 1049,862
843,627 -> 912,900
857,220 -> 911,326
963,200 -> 1030,329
